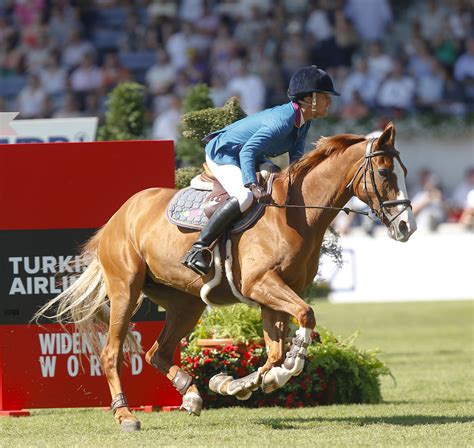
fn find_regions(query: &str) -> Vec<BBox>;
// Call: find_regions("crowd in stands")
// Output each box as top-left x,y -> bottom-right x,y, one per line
1,0 -> 473,231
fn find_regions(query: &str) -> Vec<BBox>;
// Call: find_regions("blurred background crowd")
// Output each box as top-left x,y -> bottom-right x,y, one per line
1,0 -> 473,232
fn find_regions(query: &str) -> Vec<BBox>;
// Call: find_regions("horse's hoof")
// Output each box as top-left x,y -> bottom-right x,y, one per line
180,391 -> 203,416
209,373 -> 233,395
120,419 -> 141,432
235,389 -> 252,401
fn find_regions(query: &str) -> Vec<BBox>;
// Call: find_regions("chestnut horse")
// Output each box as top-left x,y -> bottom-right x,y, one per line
35,122 -> 416,431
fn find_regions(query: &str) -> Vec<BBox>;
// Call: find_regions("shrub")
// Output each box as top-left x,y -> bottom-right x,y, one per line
98,82 -> 145,141
175,84 -> 246,166
181,304 -> 391,408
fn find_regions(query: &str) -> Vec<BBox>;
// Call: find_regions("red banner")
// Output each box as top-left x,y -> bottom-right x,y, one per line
0,322 -> 181,411
0,140 -> 179,414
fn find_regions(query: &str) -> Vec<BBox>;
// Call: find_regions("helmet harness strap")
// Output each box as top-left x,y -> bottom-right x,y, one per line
298,92 -> 318,116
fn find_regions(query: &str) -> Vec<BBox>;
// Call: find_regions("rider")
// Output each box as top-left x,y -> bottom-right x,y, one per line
182,65 -> 340,276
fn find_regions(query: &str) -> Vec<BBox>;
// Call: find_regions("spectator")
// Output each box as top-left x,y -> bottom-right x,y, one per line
101,52 -> 131,92
147,0 -> 177,22
345,0 -> 393,42
209,74 -> 230,107
305,0 -> 333,42
119,12 -> 147,53
280,21 -> 309,82
411,169 -> 446,232
367,41 -> 393,83
145,49 -> 176,95
152,94 -> 182,141
69,52 -> 102,110
48,3 -> 81,49
454,36 -> 474,104
377,60 -> 416,114
62,30 -> 94,71
166,22 -> 194,70
38,50 -> 67,96
418,0 -> 447,42
16,73 -> 48,119
450,167 -> 474,220
459,190 -> 474,230
340,56 -> 380,107
227,59 -> 265,114
416,57 -> 446,112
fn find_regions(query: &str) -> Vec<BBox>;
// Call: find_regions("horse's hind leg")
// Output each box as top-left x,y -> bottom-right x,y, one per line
143,283 -> 206,415
100,250 -> 146,431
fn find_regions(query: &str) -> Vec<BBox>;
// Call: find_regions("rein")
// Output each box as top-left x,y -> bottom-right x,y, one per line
266,139 -> 412,223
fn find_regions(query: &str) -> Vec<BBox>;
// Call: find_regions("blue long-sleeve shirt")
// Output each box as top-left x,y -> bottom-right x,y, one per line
204,101 -> 311,186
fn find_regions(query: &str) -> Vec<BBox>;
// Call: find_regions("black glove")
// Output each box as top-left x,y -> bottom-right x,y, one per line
248,183 -> 273,204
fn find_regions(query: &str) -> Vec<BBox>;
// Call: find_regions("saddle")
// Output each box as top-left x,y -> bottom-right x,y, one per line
166,163 -> 276,234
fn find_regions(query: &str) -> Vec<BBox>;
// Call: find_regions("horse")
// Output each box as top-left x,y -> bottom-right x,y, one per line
35,122 -> 416,431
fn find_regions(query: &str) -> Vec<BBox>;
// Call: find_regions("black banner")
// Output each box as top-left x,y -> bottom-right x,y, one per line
0,229 -> 165,324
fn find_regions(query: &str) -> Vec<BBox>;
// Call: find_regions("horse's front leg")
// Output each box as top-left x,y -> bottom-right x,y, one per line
209,306 -> 290,399
248,271 -> 314,393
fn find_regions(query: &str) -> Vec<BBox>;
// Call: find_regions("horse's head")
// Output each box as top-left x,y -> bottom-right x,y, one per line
351,122 -> 417,242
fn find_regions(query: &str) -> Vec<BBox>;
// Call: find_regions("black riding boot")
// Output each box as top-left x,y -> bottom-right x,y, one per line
182,197 -> 241,275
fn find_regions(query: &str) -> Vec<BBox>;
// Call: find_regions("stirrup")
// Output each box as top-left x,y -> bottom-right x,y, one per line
181,246 -> 214,276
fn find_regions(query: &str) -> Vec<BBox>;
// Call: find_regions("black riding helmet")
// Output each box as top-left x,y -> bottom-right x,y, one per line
287,65 -> 340,100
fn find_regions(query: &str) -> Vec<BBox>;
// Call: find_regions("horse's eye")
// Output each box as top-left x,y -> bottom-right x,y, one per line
378,168 -> 389,177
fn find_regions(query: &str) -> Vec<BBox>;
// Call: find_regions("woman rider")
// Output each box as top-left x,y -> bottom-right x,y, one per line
182,65 -> 340,276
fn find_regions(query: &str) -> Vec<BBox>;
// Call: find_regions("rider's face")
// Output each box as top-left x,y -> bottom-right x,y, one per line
300,93 -> 332,120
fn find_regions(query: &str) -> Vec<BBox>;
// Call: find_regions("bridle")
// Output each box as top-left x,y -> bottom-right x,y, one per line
267,138 -> 412,226
347,138 -> 412,225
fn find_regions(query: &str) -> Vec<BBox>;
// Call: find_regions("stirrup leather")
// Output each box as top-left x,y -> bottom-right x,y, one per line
181,246 -> 214,276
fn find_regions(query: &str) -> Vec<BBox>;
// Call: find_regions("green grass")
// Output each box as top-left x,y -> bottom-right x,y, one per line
1,300 -> 473,447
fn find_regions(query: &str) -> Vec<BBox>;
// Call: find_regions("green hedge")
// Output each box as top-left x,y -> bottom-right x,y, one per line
181,304 -> 392,408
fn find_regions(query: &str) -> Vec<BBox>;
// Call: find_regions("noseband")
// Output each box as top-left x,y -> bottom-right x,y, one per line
347,139 -> 412,225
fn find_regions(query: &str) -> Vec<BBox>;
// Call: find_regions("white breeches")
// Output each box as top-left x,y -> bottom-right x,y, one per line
206,156 -> 254,213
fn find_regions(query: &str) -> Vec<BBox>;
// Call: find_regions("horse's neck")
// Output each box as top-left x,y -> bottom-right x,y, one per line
298,146 -> 363,230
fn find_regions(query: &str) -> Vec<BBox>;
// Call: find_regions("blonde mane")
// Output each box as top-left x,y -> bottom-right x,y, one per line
279,134 -> 366,180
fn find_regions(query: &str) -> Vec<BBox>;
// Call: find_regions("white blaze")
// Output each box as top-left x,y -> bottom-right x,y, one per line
388,159 -> 417,241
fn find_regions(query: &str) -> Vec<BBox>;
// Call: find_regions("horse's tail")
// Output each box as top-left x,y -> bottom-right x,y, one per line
33,229 -> 142,359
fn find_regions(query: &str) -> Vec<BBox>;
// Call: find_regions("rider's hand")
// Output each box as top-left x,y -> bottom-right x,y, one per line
249,183 -> 273,204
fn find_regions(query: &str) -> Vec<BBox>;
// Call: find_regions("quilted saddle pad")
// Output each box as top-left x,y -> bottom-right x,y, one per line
165,175 -> 274,234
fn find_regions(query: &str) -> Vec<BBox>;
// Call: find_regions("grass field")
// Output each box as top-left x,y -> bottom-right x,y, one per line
1,300 -> 473,447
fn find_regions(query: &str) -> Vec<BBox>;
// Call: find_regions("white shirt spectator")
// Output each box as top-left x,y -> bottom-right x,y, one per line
152,96 -> 182,141
454,46 -> 474,82
341,59 -> 380,106
179,0 -> 204,22
378,69 -> 416,110
62,33 -> 94,70
70,57 -> 102,93
367,52 -> 393,83
345,0 -> 392,42
227,66 -> 265,115
17,75 -> 47,119
305,8 -> 333,41
145,58 -> 176,95
166,29 -> 191,69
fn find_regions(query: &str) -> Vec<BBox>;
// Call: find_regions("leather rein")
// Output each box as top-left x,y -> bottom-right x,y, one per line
267,139 -> 412,225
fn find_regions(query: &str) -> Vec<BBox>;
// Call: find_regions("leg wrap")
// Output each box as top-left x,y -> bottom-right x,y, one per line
111,393 -> 128,415
261,327 -> 312,393
172,368 -> 193,395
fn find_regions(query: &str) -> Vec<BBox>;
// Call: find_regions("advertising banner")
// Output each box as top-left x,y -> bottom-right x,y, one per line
0,140 -> 179,414
0,117 -> 98,144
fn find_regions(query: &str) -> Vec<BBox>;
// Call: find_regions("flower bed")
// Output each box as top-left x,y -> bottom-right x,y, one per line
181,305 -> 392,408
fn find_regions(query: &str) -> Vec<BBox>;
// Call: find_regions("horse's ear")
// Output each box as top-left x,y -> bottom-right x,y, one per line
377,122 -> 396,147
